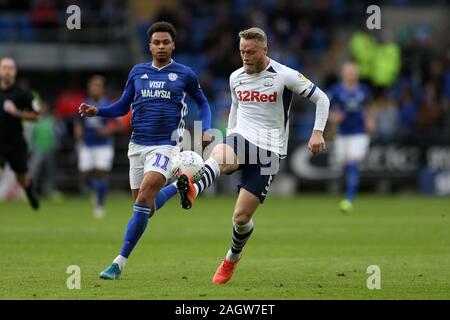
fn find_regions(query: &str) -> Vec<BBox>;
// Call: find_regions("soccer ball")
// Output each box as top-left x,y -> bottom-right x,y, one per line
171,151 -> 205,183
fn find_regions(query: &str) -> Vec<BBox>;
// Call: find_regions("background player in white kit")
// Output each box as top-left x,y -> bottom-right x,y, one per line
176,27 -> 330,284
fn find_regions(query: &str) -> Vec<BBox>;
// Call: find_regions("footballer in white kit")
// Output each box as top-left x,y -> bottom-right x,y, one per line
228,58 -> 322,158
175,27 -> 330,285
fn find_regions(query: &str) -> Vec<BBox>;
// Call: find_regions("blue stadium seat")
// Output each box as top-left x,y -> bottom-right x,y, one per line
173,53 -> 209,75
211,77 -> 228,93
137,22 -> 150,53
0,14 -> 15,42
190,16 -> 215,47
312,28 -> 327,55
233,0 -> 252,16
17,13 -> 35,42
173,53 -> 194,66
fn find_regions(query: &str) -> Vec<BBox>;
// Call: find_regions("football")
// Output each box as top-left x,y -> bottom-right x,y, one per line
171,151 -> 205,183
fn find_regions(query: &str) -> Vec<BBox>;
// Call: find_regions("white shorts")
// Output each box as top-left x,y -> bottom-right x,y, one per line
128,142 -> 180,189
334,134 -> 370,163
78,145 -> 114,172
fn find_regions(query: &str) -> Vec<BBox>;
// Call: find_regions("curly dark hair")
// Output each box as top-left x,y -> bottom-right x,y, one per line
146,21 -> 176,42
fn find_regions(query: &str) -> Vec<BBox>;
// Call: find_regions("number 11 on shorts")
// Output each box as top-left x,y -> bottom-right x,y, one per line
152,153 -> 169,171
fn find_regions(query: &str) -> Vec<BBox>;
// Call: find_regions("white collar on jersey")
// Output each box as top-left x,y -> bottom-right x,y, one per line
263,58 -> 276,73
151,59 -> 174,71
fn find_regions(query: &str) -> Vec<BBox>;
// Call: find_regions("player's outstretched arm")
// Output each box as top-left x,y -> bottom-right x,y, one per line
79,92 -> 132,119
82,66 -> 136,118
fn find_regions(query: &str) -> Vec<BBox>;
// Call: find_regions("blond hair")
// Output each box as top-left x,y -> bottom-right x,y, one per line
238,27 -> 267,45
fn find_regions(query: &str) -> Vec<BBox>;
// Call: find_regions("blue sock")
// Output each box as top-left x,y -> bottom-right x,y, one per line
119,204 -> 152,258
117,184 -> 177,259
96,178 -> 108,207
155,183 -> 178,210
345,162 -> 360,203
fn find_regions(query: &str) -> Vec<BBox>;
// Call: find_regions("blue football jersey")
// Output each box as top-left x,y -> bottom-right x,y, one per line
81,97 -> 112,146
119,60 -> 208,146
329,83 -> 370,135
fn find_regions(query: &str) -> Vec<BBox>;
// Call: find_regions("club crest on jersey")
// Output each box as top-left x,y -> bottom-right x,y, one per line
236,90 -> 277,102
168,73 -> 178,81
263,76 -> 274,87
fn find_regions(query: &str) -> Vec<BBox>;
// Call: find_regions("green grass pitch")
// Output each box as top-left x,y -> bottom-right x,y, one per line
1,193 -> 449,299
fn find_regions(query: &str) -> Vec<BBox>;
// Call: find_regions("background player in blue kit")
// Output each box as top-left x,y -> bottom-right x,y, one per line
329,62 -> 374,213
74,75 -> 117,219
78,21 -> 212,279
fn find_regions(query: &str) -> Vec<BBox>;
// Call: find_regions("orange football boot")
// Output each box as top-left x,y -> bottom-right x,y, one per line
177,173 -> 196,209
212,258 -> 241,284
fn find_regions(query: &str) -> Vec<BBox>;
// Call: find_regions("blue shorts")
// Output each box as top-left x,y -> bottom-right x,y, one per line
224,133 -> 280,203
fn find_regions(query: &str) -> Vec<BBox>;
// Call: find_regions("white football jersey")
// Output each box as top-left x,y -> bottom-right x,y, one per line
228,58 -> 316,156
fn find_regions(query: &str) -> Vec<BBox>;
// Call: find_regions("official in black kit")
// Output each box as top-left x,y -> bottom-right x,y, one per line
0,57 -> 40,210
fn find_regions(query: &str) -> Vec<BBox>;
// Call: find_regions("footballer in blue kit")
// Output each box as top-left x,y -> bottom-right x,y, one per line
328,62 -> 374,213
74,75 -> 116,219
79,21 -> 212,279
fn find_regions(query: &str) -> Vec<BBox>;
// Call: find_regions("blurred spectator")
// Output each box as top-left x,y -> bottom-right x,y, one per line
55,87 -> 85,119
371,30 -> 401,89
415,81 -> 443,133
443,55 -> 450,135
349,27 -> 377,83
397,86 -> 418,139
54,84 -> 85,142
368,90 -> 399,142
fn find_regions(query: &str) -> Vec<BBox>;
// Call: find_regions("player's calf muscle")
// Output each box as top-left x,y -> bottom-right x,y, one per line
135,184 -> 160,205
233,205 -> 257,224
233,211 -> 253,225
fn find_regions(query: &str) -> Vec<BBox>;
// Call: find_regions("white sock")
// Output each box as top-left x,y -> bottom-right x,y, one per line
225,219 -> 254,262
234,219 -> 254,233
113,255 -> 127,270
205,158 -> 221,178
226,249 -> 241,263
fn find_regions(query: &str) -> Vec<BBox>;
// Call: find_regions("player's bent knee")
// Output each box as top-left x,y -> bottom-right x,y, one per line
233,210 -> 253,225
135,191 -> 156,208
135,185 -> 156,206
